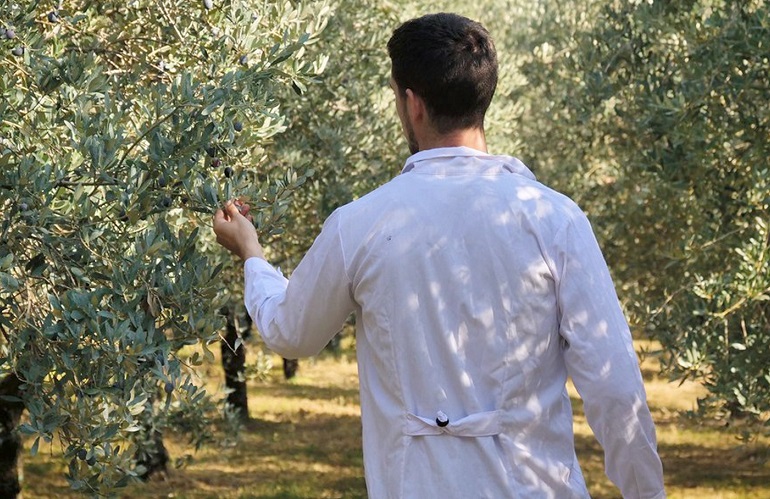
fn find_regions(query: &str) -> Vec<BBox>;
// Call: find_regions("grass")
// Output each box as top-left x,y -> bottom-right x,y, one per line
22,339 -> 770,498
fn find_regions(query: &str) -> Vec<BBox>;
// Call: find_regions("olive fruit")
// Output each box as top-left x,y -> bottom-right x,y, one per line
224,166 -> 234,178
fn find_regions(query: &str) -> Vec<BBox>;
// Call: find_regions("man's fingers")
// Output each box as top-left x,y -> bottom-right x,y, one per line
225,201 -> 242,217
213,208 -> 227,224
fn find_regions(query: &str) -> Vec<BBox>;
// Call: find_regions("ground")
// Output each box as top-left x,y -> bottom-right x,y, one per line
23,339 -> 770,498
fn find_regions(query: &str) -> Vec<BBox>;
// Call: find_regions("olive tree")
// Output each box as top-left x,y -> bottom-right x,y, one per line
0,0 -> 330,494
265,0 -> 411,270
510,0 -> 770,432
235,0 -> 417,375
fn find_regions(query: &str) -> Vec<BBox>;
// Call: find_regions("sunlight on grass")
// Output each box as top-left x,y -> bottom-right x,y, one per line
21,339 -> 770,498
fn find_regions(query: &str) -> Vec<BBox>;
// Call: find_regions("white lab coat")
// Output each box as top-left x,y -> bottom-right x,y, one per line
244,147 -> 665,498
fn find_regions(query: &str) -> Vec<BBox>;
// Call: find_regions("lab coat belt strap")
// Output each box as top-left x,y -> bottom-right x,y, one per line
404,410 -> 502,437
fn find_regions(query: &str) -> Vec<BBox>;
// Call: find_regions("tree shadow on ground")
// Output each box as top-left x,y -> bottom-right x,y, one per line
572,421 -> 770,498
657,439 -> 770,489
252,380 -> 361,405
136,412 -> 366,498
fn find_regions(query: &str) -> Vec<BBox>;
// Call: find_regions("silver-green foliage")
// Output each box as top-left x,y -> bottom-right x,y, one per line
512,0 -> 770,432
0,0 -> 330,493
263,0 -> 413,271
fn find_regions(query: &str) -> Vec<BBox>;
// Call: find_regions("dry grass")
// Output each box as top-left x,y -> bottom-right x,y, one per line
22,339 -> 770,498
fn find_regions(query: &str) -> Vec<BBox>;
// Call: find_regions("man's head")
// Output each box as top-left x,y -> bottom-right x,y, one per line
387,13 -> 498,138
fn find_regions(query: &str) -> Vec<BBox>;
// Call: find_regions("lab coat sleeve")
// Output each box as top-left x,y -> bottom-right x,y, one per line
552,210 -> 666,499
243,209 -> 356,358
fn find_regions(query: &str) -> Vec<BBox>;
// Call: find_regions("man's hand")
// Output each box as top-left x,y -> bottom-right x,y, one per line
212,200 -> 265,261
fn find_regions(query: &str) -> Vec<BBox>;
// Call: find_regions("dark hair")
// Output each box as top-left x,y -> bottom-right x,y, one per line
387,13 -> 498,133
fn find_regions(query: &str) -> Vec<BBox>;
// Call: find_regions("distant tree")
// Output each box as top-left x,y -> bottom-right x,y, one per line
237,1 -> 414,379
0,0 -> 330,494
265,0 -> 410,270
512,0 -> 770,432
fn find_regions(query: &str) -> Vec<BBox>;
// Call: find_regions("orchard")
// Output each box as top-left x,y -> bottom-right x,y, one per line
1,0 -> 769,496
506,0 -> 770,428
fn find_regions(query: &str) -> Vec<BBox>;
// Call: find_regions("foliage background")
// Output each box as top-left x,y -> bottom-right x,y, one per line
1,0 -> 331,493
0,0 -> 768,495
499,0 -> 770,429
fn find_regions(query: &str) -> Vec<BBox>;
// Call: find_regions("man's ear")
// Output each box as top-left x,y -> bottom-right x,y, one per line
405,88 -> 426,124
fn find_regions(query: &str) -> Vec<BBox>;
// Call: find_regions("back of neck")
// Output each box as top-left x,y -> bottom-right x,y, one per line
419,127 -> 488,153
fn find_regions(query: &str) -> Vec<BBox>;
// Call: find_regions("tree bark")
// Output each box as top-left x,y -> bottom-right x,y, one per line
282,358 -> 299,379
134,423 -> 169,481
0,374 -> 25,499
326,332 -> 342,355
220,306 -> 249,421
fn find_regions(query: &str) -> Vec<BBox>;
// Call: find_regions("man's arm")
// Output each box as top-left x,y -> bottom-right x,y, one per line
552,211 -> 666,499
213,203 -> 355,358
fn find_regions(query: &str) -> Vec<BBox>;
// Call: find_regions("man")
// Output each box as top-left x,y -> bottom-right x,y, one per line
213,13 -> 665,499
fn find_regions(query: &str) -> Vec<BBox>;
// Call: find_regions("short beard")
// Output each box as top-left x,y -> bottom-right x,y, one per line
404,117 -> 419,154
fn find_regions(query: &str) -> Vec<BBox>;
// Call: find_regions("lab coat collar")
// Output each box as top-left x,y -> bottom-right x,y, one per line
401,146 -> 536,180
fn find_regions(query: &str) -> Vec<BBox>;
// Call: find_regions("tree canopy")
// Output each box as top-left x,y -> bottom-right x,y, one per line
509,0 -> 770,429
0,0 -> 330,492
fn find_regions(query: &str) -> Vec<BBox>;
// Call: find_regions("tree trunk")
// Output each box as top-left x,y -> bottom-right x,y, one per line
0,374 -> 25,499
221,306 -> 249,421
325,332 -> 342,355
282,358 -> 299,380
134,423 -> 169,481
